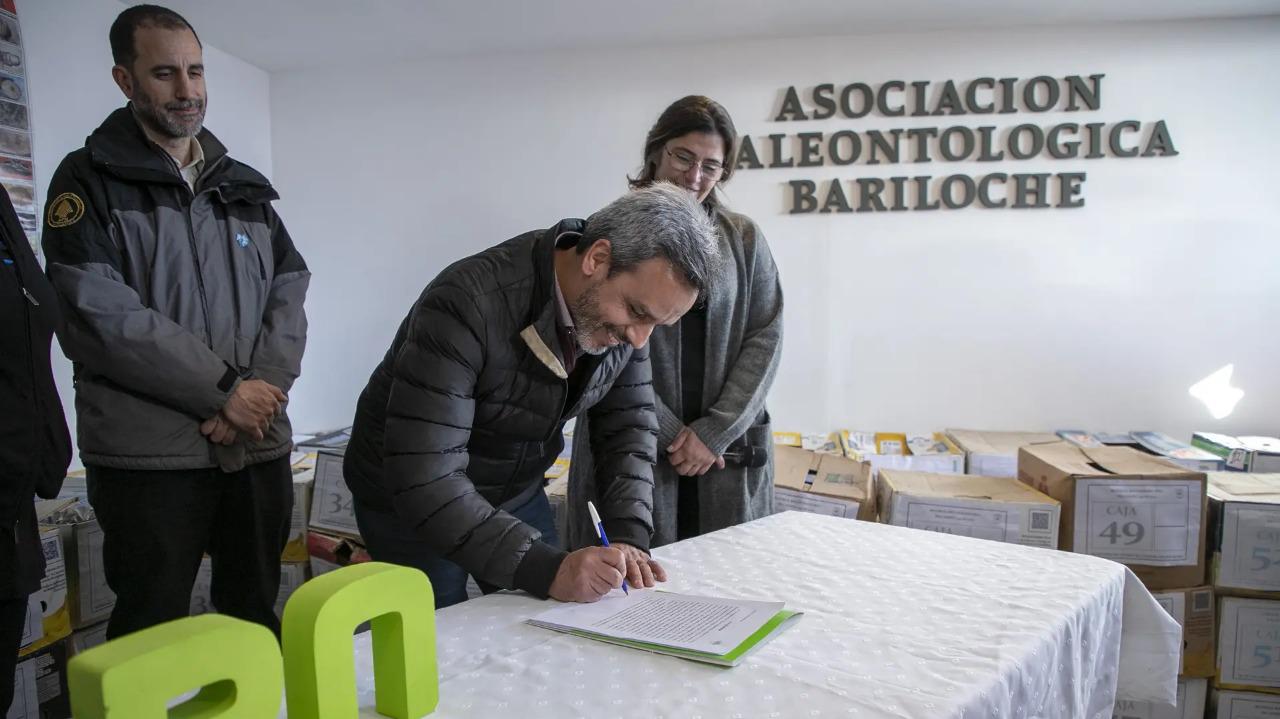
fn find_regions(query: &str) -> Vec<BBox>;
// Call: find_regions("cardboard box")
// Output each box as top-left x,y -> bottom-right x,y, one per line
1214,689 -> 1280,717
275,562 -> 310,617
10,653 -> 39,719
189,556 -> 213,616
308,449 -> 360,540
877,470 -> 1061,548
1018,443 -> 1208,589
1150,586 -> 1215,678
17,596 -> 41,652
545,475 -> 569,550
69,621 -> 109,656
9,639 -> 70,719
1057,430 -> 1105,448
1131,432 -> 1225,472
1218,597 -> 1280,692
295,426 -> 352,452
1195,434 -> 1280,474
947,429 -> 1060,477
38,498 -> 116,630
1113,677 -> 1206,719
307,530 -> 371,578
283,457 -> 316,563
773,445 -> 875,521
836,430 -> 965,479
18,528 -> 70,656
773,431 -> 841,454
190,557 -> 309,618
1207,473 -> 1280,593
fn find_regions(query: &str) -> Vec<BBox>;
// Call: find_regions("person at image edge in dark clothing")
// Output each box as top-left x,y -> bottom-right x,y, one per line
0,185 -> 71,712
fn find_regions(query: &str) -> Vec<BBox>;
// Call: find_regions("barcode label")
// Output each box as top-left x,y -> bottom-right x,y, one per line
1031,511 -> 1051,531
1192,590 -> 1212,613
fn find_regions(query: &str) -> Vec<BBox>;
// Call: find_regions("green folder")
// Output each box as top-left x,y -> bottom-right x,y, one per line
527,592 -> 803,667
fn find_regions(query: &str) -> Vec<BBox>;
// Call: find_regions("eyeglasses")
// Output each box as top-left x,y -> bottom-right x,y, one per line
665,148 -> 725,179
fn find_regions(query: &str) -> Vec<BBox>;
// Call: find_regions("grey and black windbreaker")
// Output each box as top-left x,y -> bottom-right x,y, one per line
42,106 -> 309,471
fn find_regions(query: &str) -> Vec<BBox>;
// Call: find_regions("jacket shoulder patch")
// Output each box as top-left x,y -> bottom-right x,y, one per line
46,192 -> 85,228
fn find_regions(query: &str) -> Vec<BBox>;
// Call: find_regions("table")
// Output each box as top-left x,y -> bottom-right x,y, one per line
337,511 -> 1180,718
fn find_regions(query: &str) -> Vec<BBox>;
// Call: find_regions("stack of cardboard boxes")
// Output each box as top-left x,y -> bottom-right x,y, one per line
1017,442 -> 1211,719
10,524 -> 72,719
1203,473 -> 1280,717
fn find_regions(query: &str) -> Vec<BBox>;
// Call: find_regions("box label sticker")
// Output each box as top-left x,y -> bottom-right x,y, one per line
773,487 -> 859,519
1222,601 -> 1280,688
1218,691 -> 1280,718
1221,505 -> 1280,591
1075,480 -> 1200,566
309,452 -> 358,536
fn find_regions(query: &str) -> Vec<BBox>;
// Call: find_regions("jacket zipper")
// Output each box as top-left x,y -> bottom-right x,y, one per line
183,188 -> 215,348
10,250 -> 42,520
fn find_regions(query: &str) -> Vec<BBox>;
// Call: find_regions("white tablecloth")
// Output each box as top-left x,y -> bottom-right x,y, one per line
331,511 -> 1180,719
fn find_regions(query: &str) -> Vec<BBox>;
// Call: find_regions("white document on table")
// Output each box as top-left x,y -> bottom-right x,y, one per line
528,590 -> 785,655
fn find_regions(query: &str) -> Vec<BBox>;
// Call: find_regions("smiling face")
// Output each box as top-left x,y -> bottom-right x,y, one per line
114,25 -> 206,139
569,243 -> 699,354
652,131 -> 726,204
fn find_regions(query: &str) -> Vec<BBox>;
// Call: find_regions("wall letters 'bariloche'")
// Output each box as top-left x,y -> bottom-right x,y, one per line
734,74 -> 1178,214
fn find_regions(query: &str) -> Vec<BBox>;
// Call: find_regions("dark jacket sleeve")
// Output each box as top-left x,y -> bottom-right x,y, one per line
382,282 -> 566,596
248,206 -> 309,392
588,344 -> 658,552
41,156 -> 240,419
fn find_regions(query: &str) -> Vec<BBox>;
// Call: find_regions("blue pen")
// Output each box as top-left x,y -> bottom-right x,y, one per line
587,500 -> 629,595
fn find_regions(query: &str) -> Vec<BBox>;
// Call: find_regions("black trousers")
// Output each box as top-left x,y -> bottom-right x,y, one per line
0,596 -> 26,713
87,456 -> 292,640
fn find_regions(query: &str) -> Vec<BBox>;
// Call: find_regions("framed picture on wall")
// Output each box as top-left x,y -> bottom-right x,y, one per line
0,41 -> 22,76
0,99 -> 27,131
0,154 -> 31,181
0,127 -> 29,157
0,13 -> 18,48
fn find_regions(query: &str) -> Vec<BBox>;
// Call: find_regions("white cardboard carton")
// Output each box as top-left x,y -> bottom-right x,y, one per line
878,470 -> 1060,548
947,429 -> 1059,477
1218,597 -> 1280,691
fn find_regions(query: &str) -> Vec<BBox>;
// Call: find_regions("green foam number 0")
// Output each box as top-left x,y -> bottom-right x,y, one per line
283,562 -> 438,719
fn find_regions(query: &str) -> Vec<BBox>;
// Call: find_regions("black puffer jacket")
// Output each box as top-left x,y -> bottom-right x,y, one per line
0,186 -> 71,596
345,221 -> 658,597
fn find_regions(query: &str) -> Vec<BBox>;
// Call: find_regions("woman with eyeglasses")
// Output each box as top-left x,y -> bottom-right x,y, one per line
568,95 -> 783,553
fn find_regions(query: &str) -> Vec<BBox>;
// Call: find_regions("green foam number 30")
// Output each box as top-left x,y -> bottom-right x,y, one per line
283,562 -> 438,719
67,613 -> 283,718
66,562 -> 438,718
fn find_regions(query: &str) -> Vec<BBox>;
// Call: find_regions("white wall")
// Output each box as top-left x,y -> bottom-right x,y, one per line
268,16 -> 1280,441
20,0 -> 273,467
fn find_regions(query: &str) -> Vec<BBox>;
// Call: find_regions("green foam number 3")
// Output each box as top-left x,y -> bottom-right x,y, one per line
283,562 -> 438,719
67,613 -> 283,718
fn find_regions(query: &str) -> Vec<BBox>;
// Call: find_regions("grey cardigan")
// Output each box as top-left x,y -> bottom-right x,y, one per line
567,204 -> 784,549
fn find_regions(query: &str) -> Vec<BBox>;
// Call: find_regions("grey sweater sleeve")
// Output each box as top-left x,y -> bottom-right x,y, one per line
689,219 -> 784,456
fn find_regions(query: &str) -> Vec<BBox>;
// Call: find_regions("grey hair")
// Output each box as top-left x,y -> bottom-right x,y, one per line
578,181 -> 721,295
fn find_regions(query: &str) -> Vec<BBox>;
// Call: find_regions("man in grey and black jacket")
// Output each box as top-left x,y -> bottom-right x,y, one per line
41,6 -> 308,639
345,183 -> 719,609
